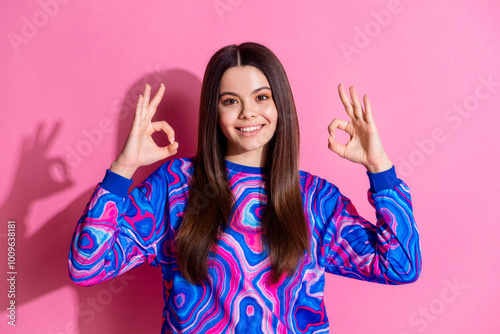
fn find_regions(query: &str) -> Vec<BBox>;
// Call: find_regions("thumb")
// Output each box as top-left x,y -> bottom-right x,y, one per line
164,142 -> 179,157
328,136 -> 345,158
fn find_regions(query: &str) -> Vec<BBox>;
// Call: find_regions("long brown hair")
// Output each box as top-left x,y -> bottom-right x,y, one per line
175,42 -> 309,284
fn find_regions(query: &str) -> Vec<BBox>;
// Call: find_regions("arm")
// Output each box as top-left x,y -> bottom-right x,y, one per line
316,167 -> 421,284
69,83 -> 178,286
68,168 -> 168,286
319,84 -> 421,283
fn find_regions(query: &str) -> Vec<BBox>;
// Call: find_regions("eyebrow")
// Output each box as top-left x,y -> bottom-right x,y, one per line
219,86 -> 271,98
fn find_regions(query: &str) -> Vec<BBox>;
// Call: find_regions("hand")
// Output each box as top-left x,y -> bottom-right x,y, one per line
111,83 -> 178,179
327,84 -> 392,173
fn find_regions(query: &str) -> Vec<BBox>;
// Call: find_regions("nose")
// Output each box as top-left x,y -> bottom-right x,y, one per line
239,101 -> 257,119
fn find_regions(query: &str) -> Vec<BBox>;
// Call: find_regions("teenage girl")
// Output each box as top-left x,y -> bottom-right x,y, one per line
69,42 -> 421,333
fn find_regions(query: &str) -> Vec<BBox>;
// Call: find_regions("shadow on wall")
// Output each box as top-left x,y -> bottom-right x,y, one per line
0,69 -> 201,333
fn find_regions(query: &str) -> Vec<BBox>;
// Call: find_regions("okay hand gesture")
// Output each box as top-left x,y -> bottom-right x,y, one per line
111,84 -> 178,179
328,84 -> 392,173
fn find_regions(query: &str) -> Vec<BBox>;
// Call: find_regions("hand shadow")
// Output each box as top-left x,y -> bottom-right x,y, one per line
0,69 -> 201,333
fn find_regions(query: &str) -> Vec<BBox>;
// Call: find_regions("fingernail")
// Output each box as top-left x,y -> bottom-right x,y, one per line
161,83 -> 165,86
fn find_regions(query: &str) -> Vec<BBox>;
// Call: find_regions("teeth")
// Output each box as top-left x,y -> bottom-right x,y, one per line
239,125 -> 262,132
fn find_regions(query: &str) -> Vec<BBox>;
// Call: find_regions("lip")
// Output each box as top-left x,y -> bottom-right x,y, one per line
236,124 -> 265,137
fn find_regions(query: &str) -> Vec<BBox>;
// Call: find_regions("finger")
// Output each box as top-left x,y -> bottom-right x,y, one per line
147,83 -> 166,118
337,84 -> 355,120
328,118 -> 351,138
133,94 -> 145,125
328,136 -> 346,158
142,84 -> 151,111
349,86 -> 364,121
155,141 -> 178,160
363,94 -> 374,123
152,120 -> 175,144
165,142 -> 179,156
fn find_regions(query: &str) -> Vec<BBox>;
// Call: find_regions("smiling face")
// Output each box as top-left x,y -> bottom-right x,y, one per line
218,65 -> 278,167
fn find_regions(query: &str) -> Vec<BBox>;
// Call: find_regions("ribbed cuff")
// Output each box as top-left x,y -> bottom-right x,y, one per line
366,165 -> 400,193
100,169 -> 133,198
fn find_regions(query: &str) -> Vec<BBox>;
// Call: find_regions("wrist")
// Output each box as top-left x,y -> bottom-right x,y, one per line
365,157 -> 393,174
110,160 -> 137,180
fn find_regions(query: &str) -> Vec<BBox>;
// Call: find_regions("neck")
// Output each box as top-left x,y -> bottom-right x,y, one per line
225,148 -> 268,167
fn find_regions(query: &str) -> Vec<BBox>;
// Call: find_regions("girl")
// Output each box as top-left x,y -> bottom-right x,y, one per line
69,42 -> 421,333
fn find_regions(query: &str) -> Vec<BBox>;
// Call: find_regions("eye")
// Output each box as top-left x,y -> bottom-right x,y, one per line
256,94 -> 270,101
222,98 -> 237,105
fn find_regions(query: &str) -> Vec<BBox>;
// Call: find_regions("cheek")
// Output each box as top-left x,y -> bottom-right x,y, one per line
263,107 -> 278,128
217,113 -> 232,135
270,112 -> 279,136
217,111 -> 225,126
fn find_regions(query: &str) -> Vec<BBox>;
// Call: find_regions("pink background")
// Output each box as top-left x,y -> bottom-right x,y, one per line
1,1 -> 499,333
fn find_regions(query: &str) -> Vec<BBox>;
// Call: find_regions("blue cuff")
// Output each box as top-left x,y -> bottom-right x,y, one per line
100,169 -> 133,198
366,166 -> 400,193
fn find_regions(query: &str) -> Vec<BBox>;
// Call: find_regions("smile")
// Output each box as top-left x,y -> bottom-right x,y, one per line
237,125 -> 264,133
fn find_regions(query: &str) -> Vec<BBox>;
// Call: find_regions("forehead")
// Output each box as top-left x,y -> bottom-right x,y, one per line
219,66 -> 270,92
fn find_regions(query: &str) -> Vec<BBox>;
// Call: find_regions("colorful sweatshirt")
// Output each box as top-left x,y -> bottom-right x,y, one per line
69,157 -> 421,333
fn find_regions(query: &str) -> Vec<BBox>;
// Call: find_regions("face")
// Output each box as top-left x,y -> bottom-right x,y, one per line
218,66 -> 278,166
